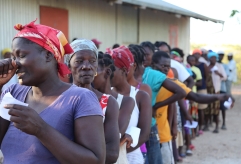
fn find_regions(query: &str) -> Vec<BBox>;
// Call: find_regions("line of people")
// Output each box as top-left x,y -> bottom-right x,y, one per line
0,20 -> 235,164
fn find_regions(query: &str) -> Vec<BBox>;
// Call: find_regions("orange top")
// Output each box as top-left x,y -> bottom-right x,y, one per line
167,69 -> 174,78
156,79 -> 191,143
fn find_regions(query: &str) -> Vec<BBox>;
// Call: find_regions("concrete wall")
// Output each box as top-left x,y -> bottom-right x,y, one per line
0,0 -> 190,54
139,9 -> 190,55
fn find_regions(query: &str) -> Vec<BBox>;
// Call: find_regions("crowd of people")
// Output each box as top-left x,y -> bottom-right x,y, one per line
0,20 -> 237,164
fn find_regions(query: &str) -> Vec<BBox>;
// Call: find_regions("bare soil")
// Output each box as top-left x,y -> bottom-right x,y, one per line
183,85 -> 241,164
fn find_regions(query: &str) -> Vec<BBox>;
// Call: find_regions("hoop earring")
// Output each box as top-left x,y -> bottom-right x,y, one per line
67,74 -> 71,79
94,72 -> 97,77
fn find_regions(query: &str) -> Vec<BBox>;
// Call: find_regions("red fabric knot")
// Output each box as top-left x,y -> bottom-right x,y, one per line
14,24 -> 24,31
106,46 -> 134,71
13,19 -> 73,77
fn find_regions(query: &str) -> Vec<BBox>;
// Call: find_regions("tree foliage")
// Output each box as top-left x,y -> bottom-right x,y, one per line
230,10 -> 240,17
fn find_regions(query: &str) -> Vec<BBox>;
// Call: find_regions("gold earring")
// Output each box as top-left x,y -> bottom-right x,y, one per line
94,72 -> 97,77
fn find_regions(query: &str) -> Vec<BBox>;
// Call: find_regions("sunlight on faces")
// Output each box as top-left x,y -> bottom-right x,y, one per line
12,38 -> 52,86
153,57 -> 171,75
69,50 -> 97,85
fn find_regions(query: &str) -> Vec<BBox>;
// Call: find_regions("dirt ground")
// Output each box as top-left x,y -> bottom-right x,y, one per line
183,85 -> 241,164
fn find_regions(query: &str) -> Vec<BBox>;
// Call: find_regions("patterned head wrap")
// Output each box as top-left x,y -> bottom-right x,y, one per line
68,39 -> 98,63
171,51 -> 182,62
13,20 -> 73,77
1,48 -> 12,56
106,46 -> 134,72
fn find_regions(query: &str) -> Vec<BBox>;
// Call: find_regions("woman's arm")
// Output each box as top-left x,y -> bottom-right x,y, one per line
178,99 -> 193,123
153,79 -> 186,110
184,76 -> 195,89
140,84 -> 152,98
119,97 -> 135,136
38,116 -> 106,164
6,103 -> 106,164
203,64 -> 209,79
195,79 -> 202,87
0,118 -> 10,146
168,103 -> 175,128
104,96 -> 120,164
186,92 -> 230,104
127,91 -> 152,153
171,104 -> 177,140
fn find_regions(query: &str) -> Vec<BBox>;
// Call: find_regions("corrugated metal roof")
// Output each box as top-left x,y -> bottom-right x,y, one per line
121,0 -> 224,24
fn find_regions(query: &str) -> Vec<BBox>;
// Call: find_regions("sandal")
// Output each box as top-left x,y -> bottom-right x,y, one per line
189,144 -> 195,150
221,125 -> 227,130
213,129 -> 219,133
202,126 -> 209,131
186,149 -> 193,156
177,156 -> 183,162
180,153 -> 186,158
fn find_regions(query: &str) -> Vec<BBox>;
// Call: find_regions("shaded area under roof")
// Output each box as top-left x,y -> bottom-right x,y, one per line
122,0 -> 224,24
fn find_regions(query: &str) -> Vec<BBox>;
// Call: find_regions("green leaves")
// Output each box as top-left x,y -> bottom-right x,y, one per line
230,10 -> 240,17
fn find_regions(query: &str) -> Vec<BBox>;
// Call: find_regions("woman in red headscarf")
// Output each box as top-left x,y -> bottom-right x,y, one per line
107,46 -> 152,164
0,20 -> 105,164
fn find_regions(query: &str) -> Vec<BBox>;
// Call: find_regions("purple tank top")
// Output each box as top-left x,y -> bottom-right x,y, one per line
1,84 -> 103,164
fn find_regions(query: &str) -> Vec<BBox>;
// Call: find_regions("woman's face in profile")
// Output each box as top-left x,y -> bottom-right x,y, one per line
12,38 -> 51,86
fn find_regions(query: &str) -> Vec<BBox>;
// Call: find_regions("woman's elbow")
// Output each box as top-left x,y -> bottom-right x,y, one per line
106,150 -> 119,164
178,89 -> 186,99
92,148 -> 106,164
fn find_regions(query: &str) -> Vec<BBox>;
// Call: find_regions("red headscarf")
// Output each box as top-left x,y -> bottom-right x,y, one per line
13,20 -> 73,77
106,46 -> 134,71
192,49 -> 202,55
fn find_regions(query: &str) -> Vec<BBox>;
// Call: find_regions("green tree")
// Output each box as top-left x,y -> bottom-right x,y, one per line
230,10 -> 240,17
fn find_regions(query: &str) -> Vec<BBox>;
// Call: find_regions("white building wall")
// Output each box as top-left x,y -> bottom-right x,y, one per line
0,0 -> 190,54
139,9 -> 190,55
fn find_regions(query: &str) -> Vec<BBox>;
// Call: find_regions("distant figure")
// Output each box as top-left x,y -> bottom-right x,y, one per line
91,38 -> 102,49
199,48 -> 209,65
1,48 -> 18,92
226,53 -> 237,94
112,44 -> 120,49
218,51 -> 230,130
1,48 -> 12,59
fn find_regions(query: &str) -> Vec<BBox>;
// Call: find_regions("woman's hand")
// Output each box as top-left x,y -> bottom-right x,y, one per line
0,59 -> 18,86
5,104 -> 47,136
120,134 -> 133,148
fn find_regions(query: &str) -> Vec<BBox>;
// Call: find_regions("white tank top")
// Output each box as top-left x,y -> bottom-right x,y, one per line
112,87 -> 143,163
115,93 -> 129,164
126,86 -> 144,164
126,86 -> 139,130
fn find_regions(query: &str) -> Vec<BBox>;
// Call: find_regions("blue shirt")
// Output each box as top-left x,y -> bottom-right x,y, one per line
186,68 -> 193,76
142,67 -> 167,126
